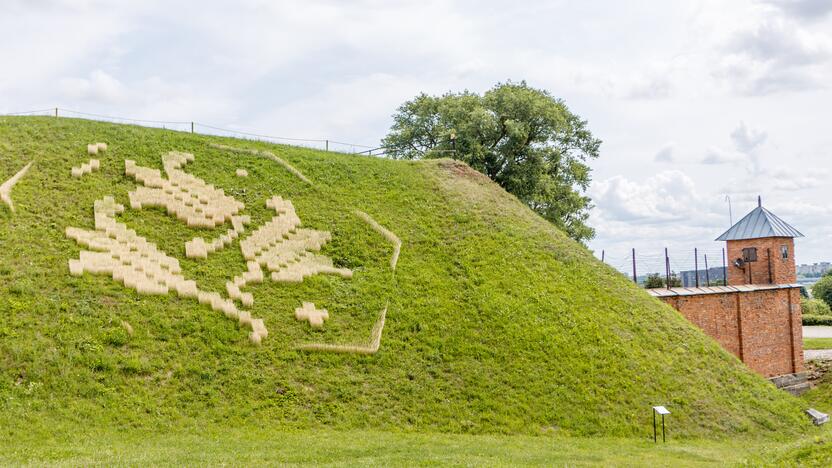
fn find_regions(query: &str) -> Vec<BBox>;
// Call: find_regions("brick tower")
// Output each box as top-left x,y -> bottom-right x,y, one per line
716,197 -> 803,286
651,196 -> 806,388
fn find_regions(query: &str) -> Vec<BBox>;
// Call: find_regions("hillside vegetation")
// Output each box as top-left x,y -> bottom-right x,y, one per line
0,116 -> 812,440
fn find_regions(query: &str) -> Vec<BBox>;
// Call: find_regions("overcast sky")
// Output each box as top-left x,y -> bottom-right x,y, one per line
3,0 -> 830,270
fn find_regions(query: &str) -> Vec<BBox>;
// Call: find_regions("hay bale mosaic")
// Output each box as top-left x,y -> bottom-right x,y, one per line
71,159 -> 100,178
355,210 -> 401,271
240,196 -> 352,283
295,302 -> 329,328
87,142 -> 107,155
296,306 -> 387,355
126,152 -> 245,228
1,162 -> 33,213
209,143 -> 312,185
61,146 -> 399,352
225,195 -> 352,311
65,196 -> 268,344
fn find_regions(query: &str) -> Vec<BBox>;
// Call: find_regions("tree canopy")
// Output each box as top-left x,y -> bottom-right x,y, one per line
802,297 -> 832,316
381,81 -> 601,243
812,275 -> 832,310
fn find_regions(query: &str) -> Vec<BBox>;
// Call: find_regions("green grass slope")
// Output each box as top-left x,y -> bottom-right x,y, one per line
0,117 -> 811,439
757,376 -> 832,466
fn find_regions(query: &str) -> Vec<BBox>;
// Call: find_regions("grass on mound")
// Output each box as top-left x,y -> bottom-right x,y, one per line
759,375 -> 832,466
0,116 -> 815,440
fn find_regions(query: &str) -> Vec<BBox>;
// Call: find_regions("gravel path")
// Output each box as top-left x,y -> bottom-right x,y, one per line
803,326 -> 832,338
805,349 -> 832,361
803,327 -> 832,361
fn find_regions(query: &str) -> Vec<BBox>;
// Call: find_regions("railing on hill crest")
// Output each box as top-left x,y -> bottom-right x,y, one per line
0,107 -> 396,156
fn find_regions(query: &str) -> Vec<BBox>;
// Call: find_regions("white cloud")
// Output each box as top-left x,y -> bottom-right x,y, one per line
1,0 -> 829,264
654,143 -> 675,162
591,170 -> 701,223
730,121 -> 768,152
758,0 -> 832,20
702,147 -> 749,165
588,171 -> 732,272
720,166 -> 828,194
770,171 -> 827,191
717,15 -> 832,94
729,18 -> 830,66
243,73 -> 426,149
623,74 -> 673,100
59,70 -> 127,104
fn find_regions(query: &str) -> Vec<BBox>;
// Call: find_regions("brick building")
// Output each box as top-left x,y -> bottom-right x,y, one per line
717,198 -> 803,285
648,198 -> 807,394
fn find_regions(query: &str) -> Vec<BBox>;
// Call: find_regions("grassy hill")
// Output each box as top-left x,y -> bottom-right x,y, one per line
0,116 -> 812,441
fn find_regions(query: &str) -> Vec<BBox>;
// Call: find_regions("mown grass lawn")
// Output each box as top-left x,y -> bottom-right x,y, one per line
0,425 -> 797,467
804,338 -> 832,350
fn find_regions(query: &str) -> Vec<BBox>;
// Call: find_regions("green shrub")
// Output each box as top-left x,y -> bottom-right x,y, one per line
644,273 -> 664,289
812,276 -> 832,309
101,328 -> 129,347
803,314 -> 832,326
802,298 -> 832,316
643,272 -> 681,288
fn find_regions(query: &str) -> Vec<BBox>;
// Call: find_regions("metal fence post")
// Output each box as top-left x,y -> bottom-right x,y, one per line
191,122 -> 194,133
665,248 -> 670,289
694,248 -> 699,287
722,248 -> 727,286
704,254 -> 710,285
55,107 -> 58,118
325,140 -> 329,152
632,248 -> 637,284
653,411 -> 657,443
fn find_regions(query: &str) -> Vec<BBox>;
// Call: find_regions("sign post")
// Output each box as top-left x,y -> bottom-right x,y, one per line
652,406 -> 670,443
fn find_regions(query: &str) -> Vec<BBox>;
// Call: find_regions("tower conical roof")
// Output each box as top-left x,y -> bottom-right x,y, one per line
715,201 -> 803,241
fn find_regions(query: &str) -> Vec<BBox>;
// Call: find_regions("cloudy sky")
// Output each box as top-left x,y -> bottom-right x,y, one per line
3,0 -> 830,270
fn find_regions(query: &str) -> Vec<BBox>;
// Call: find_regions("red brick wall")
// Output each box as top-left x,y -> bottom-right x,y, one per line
665,293 -> 741,357
660,287 -> 803,377
726,238 -> 796,285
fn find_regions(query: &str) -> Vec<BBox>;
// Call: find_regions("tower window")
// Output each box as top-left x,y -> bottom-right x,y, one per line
781,245 -> 789,260
742,247 -> 757,262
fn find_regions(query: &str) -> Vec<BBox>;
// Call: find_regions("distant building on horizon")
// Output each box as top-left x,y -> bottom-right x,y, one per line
797,262 -> 831,277
679,267 -> 726,287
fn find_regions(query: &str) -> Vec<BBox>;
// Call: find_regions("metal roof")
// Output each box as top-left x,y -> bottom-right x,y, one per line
646,283 -> 802,297
715,203 -> 804,241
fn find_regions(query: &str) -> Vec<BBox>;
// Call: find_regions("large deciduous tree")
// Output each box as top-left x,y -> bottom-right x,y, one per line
812,275 -> 832,310
381,81 -> 601,243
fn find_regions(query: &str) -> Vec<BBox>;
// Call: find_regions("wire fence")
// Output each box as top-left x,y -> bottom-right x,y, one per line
599,247 -> 730,288
0,107 -> 394,156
